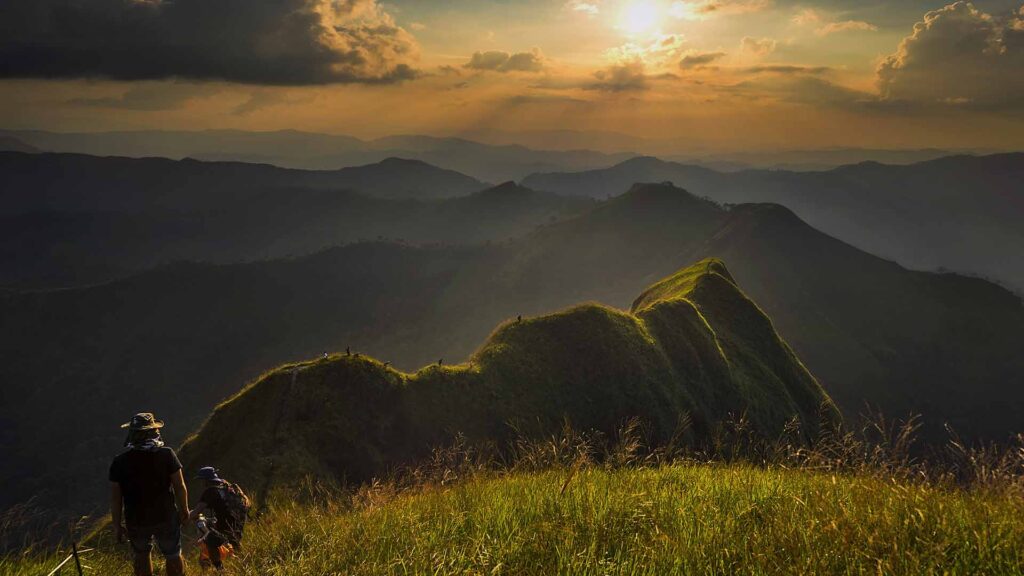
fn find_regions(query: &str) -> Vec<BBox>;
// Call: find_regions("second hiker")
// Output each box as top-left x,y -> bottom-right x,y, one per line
189,466 -> 250,564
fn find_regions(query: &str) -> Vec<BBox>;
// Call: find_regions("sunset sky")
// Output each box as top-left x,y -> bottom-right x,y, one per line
2,0 -> 1024,152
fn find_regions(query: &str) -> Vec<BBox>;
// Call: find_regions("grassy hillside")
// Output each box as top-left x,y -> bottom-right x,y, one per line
176,258 -> 836,495
6,463 -> 1023,575
696,203 -> 1024,438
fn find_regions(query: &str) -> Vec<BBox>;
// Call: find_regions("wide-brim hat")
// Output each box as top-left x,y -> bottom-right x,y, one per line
120,412 -> 165,431
195,466 -> 223,482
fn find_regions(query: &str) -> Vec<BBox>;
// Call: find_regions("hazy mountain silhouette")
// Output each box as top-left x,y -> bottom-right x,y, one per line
522,155 -> 1024,291
0,152 -> 487,213
665,148 -> 984,172
0,129 -> 635,182
3,182 -> 1021,532
0,153 -> 596,288
0,135 -> 38,153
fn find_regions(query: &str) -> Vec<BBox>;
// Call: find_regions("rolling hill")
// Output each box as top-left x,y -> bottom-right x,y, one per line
522,154 -> 1024,292
176,258 -> 836,493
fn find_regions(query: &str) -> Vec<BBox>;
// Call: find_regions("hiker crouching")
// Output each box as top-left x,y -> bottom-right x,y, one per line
189,466 -> 251,570
110,412 -> 190,576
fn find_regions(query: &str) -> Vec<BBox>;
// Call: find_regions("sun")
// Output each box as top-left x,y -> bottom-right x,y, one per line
620,1 -> 661,35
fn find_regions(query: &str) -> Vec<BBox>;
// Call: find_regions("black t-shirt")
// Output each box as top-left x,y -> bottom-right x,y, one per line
109,447 -> 182,527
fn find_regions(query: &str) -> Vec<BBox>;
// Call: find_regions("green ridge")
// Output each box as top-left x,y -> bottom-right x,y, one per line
179,259 -> 839,495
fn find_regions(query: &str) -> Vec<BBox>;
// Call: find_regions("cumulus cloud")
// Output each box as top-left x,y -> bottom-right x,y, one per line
586,61 -> 649,92
0,0 -> 419,85
681,0 -> 772,16
566,0 -> 601,16
743,65 -> 831,75
793,9 -> 876,36
818,20 -> 878,36
877,1 -> 1024,108
465,49 -> 547,73
679,51 -> 727,69
792,8 -> 824,26
741,37 -> 777,56
607,34 -> 688,67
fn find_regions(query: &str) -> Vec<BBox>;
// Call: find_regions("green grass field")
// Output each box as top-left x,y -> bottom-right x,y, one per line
6,462 -> 1022,576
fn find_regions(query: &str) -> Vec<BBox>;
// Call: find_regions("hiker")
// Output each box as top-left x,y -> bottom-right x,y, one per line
189,467 -> 250,560
110,412 -> 190,576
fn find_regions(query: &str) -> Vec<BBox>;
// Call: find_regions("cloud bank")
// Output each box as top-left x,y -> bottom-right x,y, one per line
0,0 -> 419,85
680,52 -> 728,69
741,37 -> 777,56
877,1 -> 1024,108
466,49 -> 547,73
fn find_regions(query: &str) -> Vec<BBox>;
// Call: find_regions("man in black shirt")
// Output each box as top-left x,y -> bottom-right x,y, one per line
110,413 -> 190,576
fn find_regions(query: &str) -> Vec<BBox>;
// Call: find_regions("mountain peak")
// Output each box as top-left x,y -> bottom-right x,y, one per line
723,202 -> 806,228
631,258 -> 734,313
612,181 -> 717,210
375,157 -> 435,169
474,181 -> 535,198
617,156 -> 672,170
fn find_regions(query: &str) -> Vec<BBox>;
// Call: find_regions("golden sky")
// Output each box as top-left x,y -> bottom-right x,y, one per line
1,0 -> 1023,152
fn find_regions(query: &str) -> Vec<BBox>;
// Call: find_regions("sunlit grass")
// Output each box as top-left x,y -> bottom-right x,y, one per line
5,462 -> 1022,576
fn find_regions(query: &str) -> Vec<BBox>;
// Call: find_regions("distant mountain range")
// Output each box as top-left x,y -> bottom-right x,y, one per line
9,149 -> 1018,293
1,128 -> 987,181
177,259 -> 837,496
0,152 -> 488,211
0,129 -> 637,182
458,129 -> 980,170
523,155 -> 1024,292
0,135 -> 38,153
3,182 -> 1021,532
0,152 -> 594,288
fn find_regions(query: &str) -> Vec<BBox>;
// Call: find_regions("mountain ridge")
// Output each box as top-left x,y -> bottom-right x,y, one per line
176,258 -> 837,494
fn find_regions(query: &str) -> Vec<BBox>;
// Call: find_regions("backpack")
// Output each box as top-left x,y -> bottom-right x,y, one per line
217,481 -> 251,526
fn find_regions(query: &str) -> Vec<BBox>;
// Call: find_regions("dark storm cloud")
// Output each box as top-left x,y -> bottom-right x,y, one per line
0,0 -> 419,85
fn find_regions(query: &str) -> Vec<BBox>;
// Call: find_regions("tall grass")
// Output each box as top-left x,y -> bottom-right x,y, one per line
4,414 -> 1023,575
